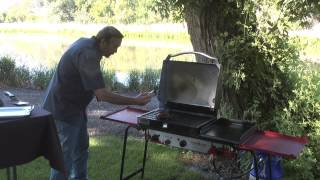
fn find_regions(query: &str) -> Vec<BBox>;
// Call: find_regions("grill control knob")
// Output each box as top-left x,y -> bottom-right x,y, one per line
179,140 -> 187,147
164,139 -> 171,145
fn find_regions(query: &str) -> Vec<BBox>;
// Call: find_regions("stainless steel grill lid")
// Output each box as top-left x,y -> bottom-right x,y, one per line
158,52 -> 220,110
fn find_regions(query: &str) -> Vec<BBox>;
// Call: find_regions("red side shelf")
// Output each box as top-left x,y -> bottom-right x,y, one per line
240,131 -> 308,159
100,107 -> 148,126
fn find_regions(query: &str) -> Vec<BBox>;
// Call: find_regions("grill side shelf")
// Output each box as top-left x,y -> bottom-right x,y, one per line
100,107 -> 148,126
239,130 -> 308,159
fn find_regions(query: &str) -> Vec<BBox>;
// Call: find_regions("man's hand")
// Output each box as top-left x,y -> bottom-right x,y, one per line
94,88 -> 153,106
134,92 -> 153,105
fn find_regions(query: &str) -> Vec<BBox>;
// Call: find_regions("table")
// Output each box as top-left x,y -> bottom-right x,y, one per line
0,107 -> 65,179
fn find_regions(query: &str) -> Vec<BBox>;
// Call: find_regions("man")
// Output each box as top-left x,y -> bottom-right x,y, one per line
43,26 -> 152,180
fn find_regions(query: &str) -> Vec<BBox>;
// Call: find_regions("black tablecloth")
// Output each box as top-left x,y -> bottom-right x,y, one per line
0,107 -> 65,173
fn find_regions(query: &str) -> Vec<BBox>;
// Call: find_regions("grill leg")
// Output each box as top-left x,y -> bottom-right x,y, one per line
253,152 -> 259,180
120,126 -> 130,180
6,166 -> 17,180
13,166 -> 17,180
120,126 -> 149,180
6,167 -> 10,180
141,130 -> 149,179
268,155 -> 272,180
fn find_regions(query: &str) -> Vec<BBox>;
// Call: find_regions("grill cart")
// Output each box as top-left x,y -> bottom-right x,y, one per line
101,52 -> 307,180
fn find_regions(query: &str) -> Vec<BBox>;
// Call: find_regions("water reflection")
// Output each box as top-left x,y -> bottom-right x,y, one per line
0,33 -> 192,72
115,71 -> 129,85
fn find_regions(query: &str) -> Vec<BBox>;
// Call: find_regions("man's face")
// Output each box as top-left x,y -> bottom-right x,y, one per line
99,37 -> 122,57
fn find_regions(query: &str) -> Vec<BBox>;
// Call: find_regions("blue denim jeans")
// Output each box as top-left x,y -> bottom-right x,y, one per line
50,113 -> 89,180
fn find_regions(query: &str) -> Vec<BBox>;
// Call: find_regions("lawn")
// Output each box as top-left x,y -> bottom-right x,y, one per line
0,135 -> 205,180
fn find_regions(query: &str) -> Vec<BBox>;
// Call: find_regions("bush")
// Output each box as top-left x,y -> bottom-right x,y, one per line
126,69 -> 160,92
0,56 -> 31,87
0,56 -> 17,86
15,66 -> 31,87
0,56 -> 57,89
127,69 -> 141,92
141,68 -> 160,91
102,69 -> 117,91
274,61 -> 320,179
32,68 -> 55,90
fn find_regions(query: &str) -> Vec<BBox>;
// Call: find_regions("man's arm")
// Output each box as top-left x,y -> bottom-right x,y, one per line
94,88 -> 152,106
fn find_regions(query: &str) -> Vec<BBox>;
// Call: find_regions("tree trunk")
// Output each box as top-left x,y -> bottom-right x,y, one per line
184,4 -> 244,119
184,5 -> 216,63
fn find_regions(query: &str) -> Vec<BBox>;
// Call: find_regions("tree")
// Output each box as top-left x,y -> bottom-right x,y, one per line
153,0 -> 290,123
278,0 -> 320,27
152,0 -> 320,178
152,0 -> 319,123
4,0 -> 35,22
49,0 -> 76,22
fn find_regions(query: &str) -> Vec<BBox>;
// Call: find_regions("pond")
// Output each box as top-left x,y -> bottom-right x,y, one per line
0,32 -> 195,85
0,33 -> 193,72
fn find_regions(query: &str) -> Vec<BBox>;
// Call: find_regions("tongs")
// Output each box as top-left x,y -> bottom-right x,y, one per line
4,91 -> 30,106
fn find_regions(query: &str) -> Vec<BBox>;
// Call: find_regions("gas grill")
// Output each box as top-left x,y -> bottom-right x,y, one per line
138,52 -> 256,146
100,51 -> 308,180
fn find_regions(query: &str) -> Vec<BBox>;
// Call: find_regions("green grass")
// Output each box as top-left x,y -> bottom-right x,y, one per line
0,136 -> 204,180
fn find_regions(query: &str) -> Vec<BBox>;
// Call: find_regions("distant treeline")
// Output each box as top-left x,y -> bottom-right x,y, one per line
0,0 -> 172,24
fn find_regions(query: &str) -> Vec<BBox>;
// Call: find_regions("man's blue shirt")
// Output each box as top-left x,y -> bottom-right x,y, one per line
43,37 -> 105,122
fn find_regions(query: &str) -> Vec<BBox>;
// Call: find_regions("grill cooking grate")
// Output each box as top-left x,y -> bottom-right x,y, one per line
139,109 -> 160,121
139,109 -> 215,128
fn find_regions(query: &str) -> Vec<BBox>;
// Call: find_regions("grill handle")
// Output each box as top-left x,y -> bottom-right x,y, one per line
165,51 -> 219,64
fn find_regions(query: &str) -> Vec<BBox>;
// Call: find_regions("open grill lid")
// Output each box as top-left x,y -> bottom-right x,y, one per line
158,52 -> 220,113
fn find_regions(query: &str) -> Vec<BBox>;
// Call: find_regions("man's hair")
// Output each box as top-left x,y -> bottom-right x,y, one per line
95,26 -> 124,43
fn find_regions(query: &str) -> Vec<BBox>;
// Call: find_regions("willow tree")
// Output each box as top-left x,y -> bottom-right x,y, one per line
153,0 -> 320,178
153,0 -> 319,125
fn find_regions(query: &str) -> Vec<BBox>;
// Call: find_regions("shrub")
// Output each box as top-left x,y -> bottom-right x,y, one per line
14,66 -> 31,87
274,61 -> 320,179
102,69 -> 117,91
140,68 -> 160,91
32,68 -> 55,90
0,56 -> 31,87
0,56 -> 17,86
127,69 -> 141,92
